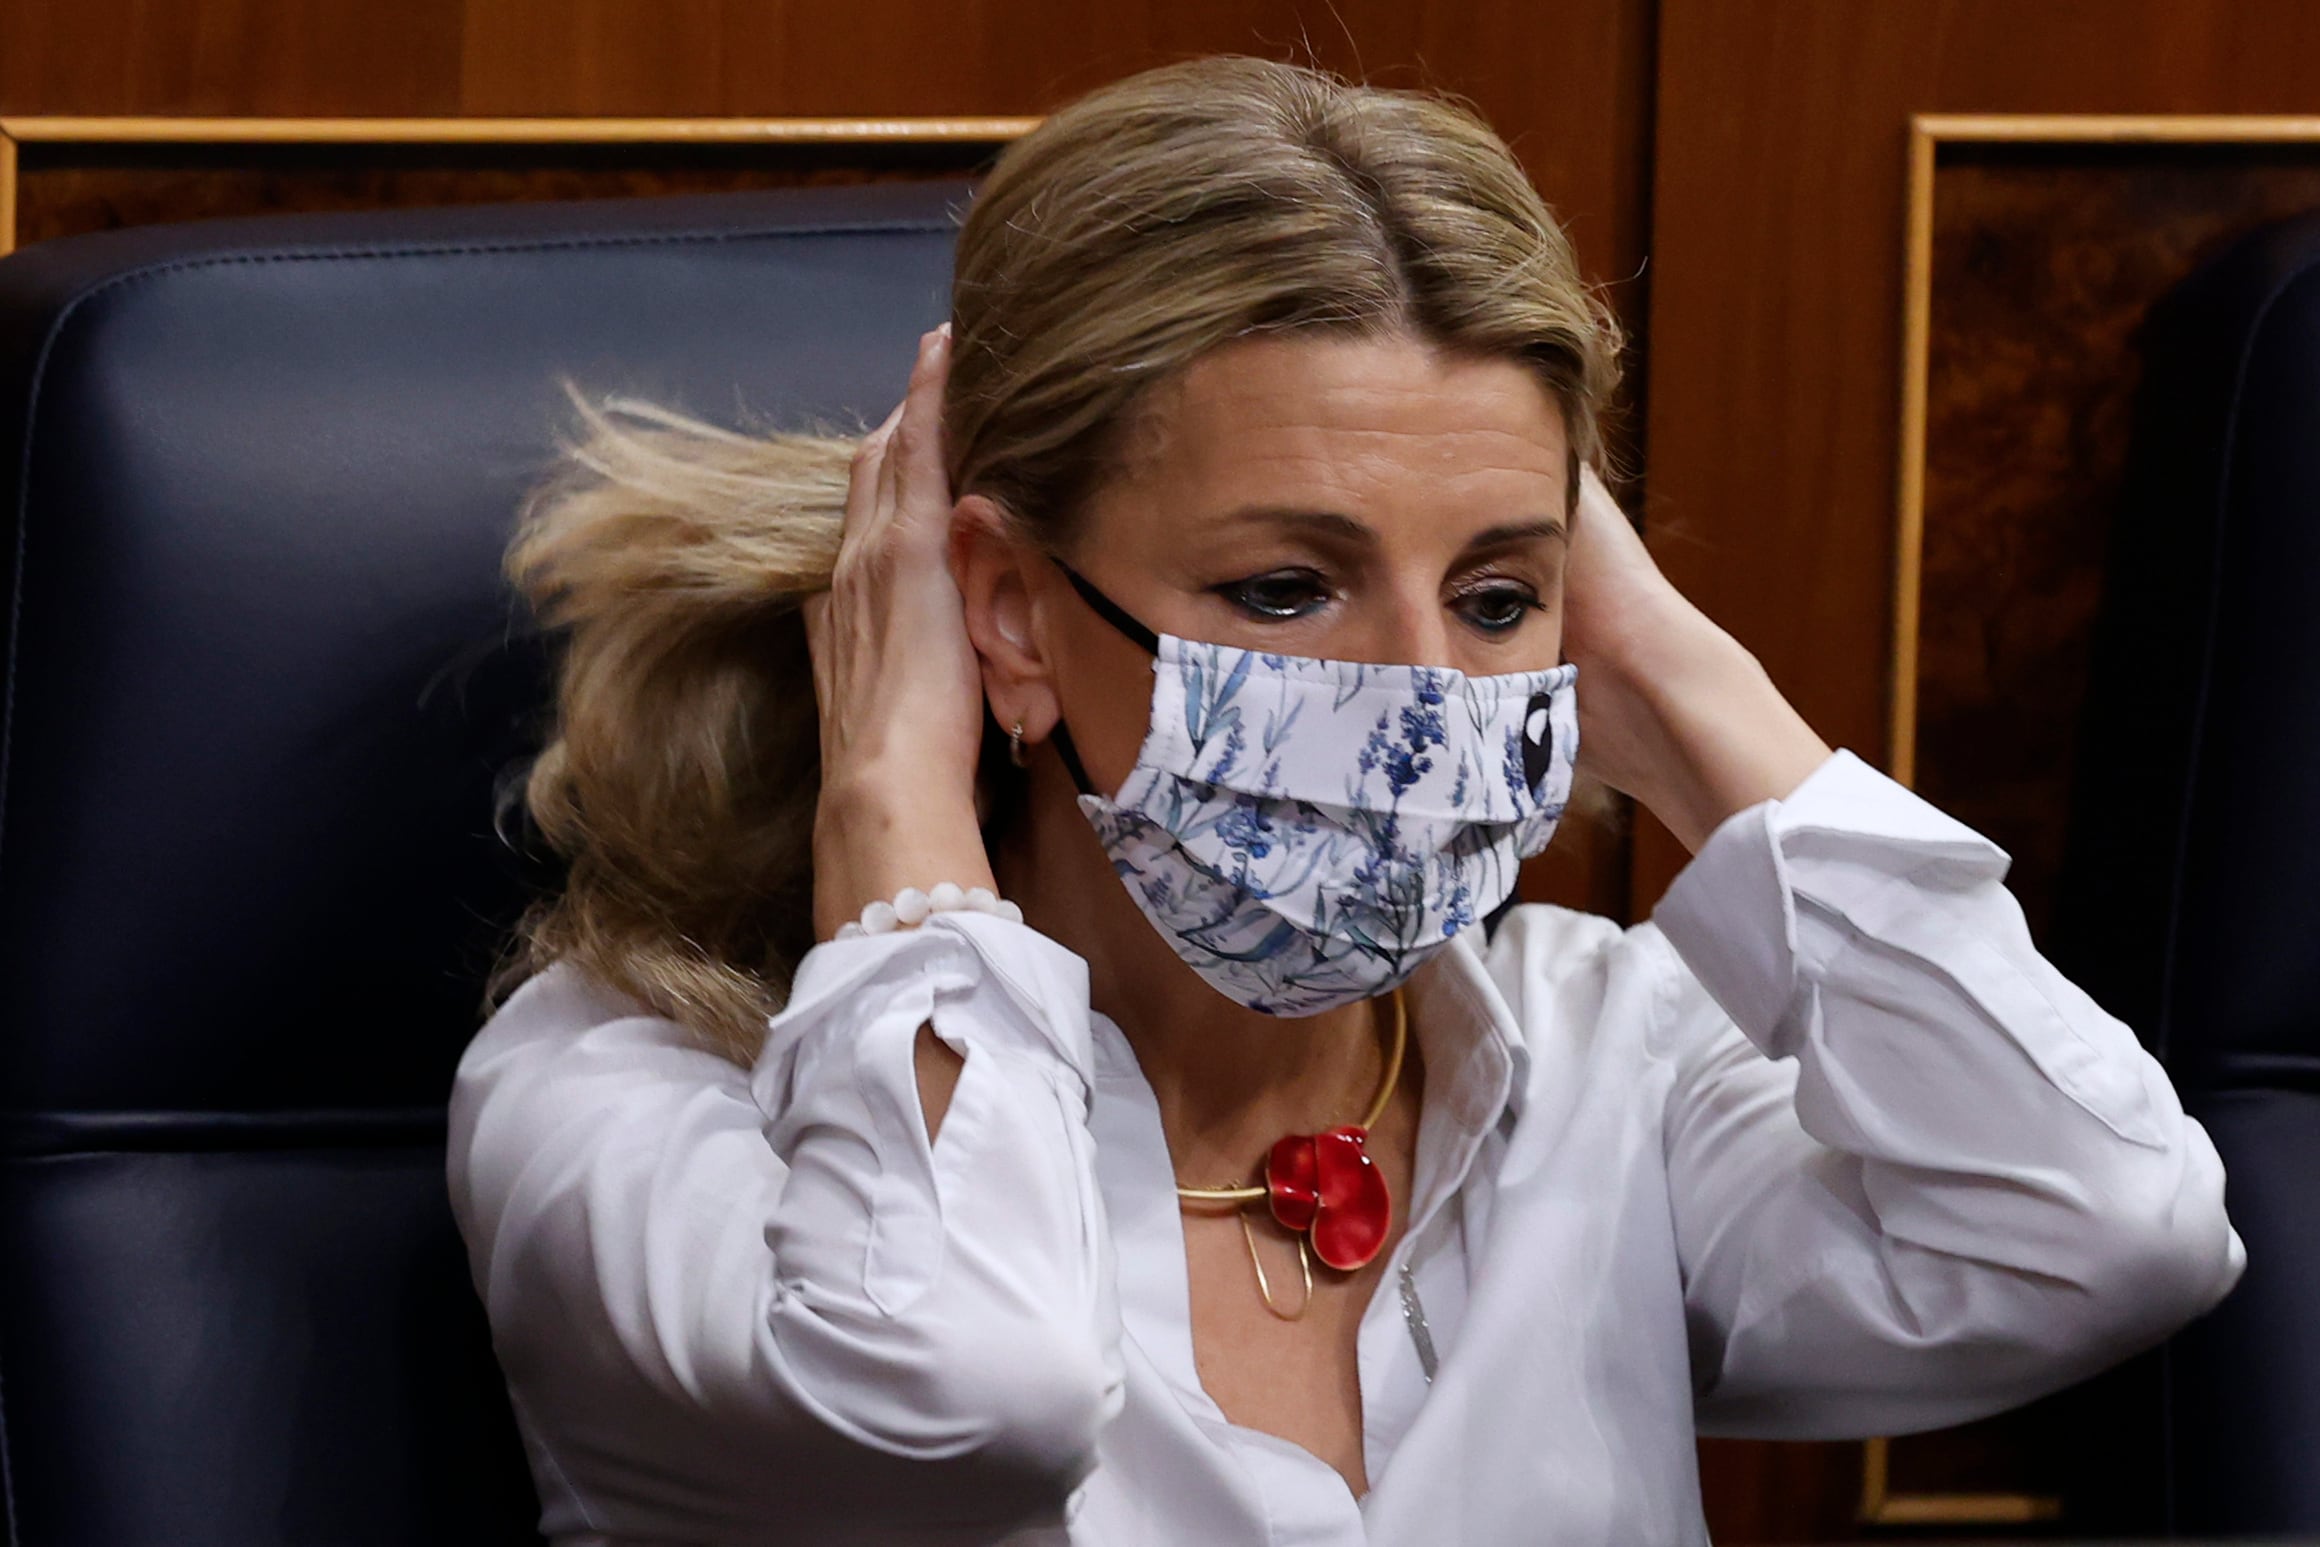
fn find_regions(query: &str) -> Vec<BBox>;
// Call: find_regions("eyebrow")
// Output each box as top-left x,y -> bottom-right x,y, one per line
1217,506 -> 1375,544
1464,518 -> 1570,549
1217,506 -> 1569,550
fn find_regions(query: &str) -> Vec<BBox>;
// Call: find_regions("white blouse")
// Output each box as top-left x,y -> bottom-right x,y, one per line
447,749 -> 2245,1546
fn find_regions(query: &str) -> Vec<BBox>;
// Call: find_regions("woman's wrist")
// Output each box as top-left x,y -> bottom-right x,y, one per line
1607,607 -> 1832,854
813,771 -> 999,940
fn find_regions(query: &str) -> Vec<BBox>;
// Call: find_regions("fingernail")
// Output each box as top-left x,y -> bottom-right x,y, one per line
937,321 -> 953,339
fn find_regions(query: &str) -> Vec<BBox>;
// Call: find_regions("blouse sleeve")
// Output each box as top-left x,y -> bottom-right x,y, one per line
445,910 -> 1122,1542
1648,749 -> 2245,1440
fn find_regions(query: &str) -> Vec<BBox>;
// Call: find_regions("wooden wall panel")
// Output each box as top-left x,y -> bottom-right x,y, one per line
444,0 -> 1658,295
0,0 -> 1654,305
0,0 -> 467,115
1642,0 -> 2320,903
3,137 -> 1016,250
1650,3 -> 2320,1541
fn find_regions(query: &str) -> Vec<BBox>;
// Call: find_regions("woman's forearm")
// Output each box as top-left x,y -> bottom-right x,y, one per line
1652,751 -> 2243,1436
1596,601 -> 1832,855
1562,468 -> 1832,851
812,773 -> 998,941
452,926 -> 1121,1535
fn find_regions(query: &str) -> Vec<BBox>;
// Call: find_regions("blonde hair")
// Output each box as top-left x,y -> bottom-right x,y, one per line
498,55 -> 1626,1063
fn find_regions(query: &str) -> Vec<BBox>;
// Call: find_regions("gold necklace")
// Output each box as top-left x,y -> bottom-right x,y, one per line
1175,987 -> 1408,1321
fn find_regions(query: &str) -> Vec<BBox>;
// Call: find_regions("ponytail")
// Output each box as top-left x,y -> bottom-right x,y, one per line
493,390 -> 854,1062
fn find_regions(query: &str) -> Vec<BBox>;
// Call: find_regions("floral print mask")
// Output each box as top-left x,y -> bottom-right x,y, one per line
1048,563 -> 1579,1016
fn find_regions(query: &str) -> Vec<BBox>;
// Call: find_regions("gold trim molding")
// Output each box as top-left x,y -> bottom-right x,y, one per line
0,114 -> 1041,258
1858,1434 -> 2063,1527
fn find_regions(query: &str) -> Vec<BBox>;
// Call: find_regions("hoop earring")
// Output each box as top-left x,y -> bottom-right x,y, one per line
1008,720 -> 1028,768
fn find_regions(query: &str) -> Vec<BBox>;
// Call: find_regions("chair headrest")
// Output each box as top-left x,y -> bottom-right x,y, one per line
0,181 -> 965,1121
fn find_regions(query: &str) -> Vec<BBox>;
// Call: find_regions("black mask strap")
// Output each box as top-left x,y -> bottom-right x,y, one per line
1041,559 -> 1162,798
1047,719 -> 1098,798
1052,559 -> 1162,654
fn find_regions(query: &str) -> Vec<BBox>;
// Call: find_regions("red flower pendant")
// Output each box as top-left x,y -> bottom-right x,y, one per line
1265,1125 -> 1392,1271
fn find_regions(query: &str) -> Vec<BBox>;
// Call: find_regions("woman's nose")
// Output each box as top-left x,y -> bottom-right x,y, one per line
1353,586 -> 1458,669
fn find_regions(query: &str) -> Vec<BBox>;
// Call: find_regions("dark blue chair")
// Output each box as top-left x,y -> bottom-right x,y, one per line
2053,207 -> 2320,1540
0,180 -> 963,1544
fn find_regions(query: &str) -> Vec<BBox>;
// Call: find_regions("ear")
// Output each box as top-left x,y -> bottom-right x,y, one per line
950,494 -> 1064,743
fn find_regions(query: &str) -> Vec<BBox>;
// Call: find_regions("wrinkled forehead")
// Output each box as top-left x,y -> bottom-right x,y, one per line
1092,332 -> 1573,554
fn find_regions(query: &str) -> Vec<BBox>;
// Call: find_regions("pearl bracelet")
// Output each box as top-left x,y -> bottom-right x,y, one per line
832,882 -> 1023,940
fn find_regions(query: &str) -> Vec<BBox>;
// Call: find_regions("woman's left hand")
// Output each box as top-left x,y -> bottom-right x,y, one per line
1561,465 -> 1834,852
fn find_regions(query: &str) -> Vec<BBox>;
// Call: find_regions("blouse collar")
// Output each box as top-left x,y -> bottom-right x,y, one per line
1080,929 -> 1528,1416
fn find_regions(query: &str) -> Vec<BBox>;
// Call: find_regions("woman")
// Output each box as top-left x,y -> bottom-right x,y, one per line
448,56 -> 2243,1546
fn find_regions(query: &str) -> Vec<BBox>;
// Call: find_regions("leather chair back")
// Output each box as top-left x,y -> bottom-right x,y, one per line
2054,207 -> 2320,1539
0,181 -> 962,1544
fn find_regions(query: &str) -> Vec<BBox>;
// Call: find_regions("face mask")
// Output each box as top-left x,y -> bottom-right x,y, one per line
1045,562 -> 1578,1016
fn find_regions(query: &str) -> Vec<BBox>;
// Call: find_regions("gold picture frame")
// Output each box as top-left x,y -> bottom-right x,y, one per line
1858,1431 -> 2061,1528
1890,111 -> 2320,787
1877,108 -> 2320,1529
0,114 -> 1042,259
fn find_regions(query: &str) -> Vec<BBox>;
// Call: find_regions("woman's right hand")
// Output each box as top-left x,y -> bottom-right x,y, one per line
803,325 -> 998,941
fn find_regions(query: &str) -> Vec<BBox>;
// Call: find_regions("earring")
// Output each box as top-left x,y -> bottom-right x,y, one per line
1008,720 -> 1028,768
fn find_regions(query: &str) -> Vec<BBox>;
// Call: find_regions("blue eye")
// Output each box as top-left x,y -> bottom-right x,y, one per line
1216,570 -> 1331,620
1456,584 -> 1543,633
